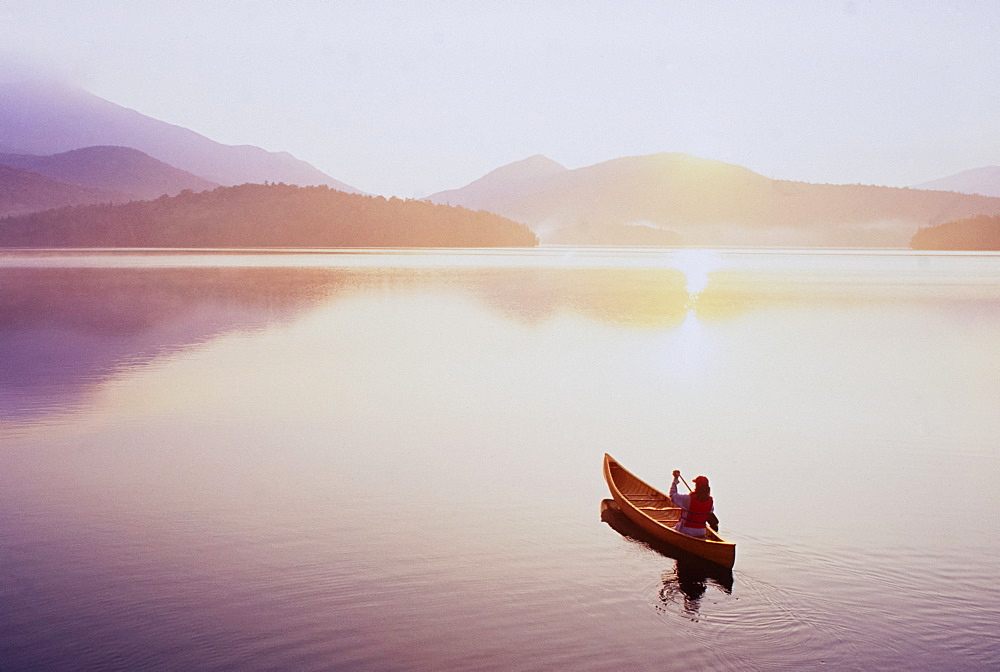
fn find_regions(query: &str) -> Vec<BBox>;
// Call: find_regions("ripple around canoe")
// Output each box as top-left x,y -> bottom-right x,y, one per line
717,539 -> 1000,671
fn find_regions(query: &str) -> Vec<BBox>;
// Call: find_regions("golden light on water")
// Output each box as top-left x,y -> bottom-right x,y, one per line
670,249 -> 721,298
672,309 -> 712,382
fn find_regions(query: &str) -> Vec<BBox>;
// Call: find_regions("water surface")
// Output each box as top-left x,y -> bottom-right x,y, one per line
1,248 -> 998,671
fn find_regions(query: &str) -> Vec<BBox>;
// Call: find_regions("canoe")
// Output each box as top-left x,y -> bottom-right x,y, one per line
603,453 -> 736,568
600,499 -> 735,594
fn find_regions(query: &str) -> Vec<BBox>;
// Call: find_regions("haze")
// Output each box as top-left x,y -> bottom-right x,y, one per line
3,1 -> 999,197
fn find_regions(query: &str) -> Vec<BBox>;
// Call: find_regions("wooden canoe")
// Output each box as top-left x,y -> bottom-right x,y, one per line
603,453 -> 736,568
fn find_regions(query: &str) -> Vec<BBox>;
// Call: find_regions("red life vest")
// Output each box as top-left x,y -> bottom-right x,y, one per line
681,496 -> 714,530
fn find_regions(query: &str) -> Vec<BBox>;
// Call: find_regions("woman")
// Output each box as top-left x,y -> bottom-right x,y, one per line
669,470 -> 715,538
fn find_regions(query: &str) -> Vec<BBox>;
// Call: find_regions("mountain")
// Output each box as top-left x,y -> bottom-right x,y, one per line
913,167 -> 1000,198
430,154 -> 568,211
0,146 -> 217,201
911,214 -> 1000,250
0,183 -> 539,248
0,164 -> 121,217
0,80 -> 360,192
543,221 -> 683,246
430,153 -> 1000,247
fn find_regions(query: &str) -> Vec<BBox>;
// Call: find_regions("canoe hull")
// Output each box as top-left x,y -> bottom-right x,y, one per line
603,453 -> 736,568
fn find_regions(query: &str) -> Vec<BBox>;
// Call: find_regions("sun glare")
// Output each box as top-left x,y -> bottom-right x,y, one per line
671,249 -> 720,298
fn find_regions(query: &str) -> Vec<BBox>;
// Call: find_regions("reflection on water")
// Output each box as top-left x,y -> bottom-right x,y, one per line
672,248 -> 721,297
0,267 -> 342,419
600,499 -> 733,619
0,263 -> 694,421
1,249 -> 998,671
5,248 -> 993,424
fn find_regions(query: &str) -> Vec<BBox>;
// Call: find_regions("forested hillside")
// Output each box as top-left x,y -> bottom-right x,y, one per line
910,214 -> 1000,250
0,183 -> 539,248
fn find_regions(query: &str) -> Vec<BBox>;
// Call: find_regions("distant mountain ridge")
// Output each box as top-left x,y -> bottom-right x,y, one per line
5,76 -> 999,248
913,167 -> 1000,198
0,164 -> 119,217
430,153 -> 1000,247
0,80 -> 360,192
431,155 -> 568,211
0,146 -> 217,201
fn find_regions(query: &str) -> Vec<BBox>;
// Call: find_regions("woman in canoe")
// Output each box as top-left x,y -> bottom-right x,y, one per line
669,470 -> 717,538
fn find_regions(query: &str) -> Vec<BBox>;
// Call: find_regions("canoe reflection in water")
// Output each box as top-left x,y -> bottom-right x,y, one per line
601,499 -> 733,618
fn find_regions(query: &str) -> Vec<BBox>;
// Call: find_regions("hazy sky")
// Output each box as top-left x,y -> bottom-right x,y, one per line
3,1 -> 999,196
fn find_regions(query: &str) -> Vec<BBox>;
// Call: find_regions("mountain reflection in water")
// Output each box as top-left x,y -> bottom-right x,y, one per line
0,264 -> 693,420
0,267 -> 340,418
4,250 -> 996,424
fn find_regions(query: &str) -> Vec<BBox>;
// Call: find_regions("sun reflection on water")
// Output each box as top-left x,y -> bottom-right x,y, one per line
671,308 -> 712,381
670,249 -> 721,300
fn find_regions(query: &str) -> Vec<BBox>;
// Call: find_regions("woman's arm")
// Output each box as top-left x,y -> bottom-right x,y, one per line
669,469 -> 681,496
669,470 -> 686,507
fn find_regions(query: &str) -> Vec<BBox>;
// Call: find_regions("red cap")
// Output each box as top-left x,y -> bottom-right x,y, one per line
693,475 -> 709,486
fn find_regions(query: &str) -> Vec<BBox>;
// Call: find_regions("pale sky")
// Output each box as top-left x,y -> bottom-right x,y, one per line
2,1 -> 999,197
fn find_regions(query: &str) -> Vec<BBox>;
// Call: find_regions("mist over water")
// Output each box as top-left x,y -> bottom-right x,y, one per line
1,249 -> 998,671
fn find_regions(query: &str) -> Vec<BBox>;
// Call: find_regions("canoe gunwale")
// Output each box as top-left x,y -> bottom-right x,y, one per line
603,453 -> 736,568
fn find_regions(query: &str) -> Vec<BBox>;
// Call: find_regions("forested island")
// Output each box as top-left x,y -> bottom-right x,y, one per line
910,214 -> 1000,250
0,183 -> 539,248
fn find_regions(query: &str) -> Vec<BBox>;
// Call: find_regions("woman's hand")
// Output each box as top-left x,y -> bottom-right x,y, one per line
672,470 -> 681,478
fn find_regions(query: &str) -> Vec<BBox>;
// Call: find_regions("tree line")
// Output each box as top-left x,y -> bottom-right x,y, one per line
910,214 -> 1000,250
0,183 -> 540,248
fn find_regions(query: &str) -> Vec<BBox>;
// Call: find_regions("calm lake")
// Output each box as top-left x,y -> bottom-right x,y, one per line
1,248 -> 998,671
